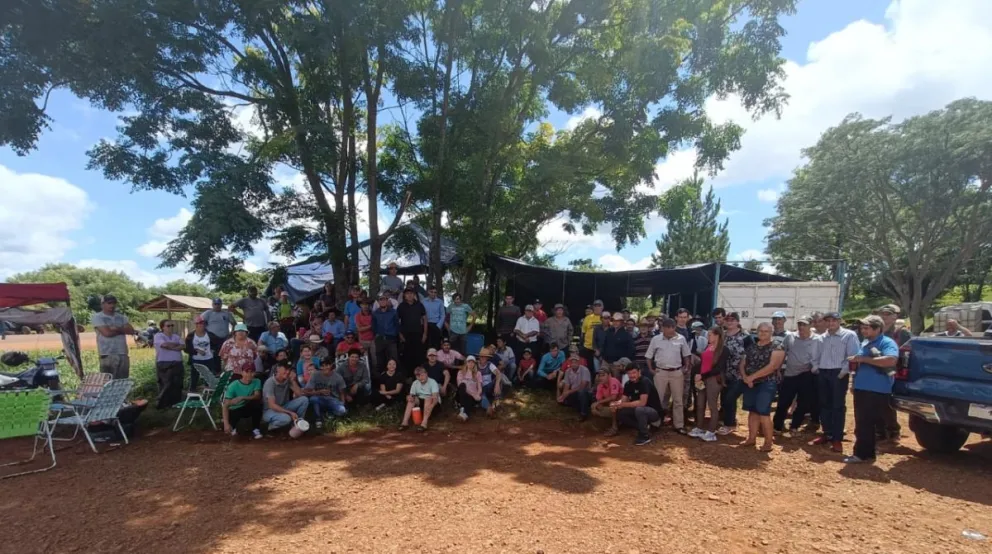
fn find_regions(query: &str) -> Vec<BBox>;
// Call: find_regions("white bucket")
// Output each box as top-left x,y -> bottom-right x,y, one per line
288,418 -> 310,439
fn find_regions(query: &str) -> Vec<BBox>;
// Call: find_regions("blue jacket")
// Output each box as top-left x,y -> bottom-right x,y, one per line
371,306 -> 400,338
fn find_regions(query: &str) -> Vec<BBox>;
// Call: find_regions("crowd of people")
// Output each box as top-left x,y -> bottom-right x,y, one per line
90,272 -> 924,464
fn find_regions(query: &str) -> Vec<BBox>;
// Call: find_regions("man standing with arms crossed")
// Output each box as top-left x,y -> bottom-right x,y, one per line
92,294 -> 134,379
230,285 -> 269,342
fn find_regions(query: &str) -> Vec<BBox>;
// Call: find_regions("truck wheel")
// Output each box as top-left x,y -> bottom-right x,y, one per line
910,415 -> 969,454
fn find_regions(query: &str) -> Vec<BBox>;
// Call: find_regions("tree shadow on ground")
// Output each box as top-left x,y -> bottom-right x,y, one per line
839,440 -> 992,506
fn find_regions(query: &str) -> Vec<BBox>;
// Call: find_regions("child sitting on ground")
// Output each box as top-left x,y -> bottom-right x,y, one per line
400,367 -> 440,432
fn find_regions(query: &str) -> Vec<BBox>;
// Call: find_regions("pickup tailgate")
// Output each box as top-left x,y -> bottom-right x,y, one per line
897,337 -> 992,406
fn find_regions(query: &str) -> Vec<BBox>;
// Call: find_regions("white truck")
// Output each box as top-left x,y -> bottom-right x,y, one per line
717,281 -> 841,331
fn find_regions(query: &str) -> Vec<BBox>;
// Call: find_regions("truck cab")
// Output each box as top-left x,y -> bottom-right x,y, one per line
892,335 -> 992,453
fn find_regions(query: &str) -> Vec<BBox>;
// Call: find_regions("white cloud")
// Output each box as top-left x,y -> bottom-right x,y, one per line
564,106 -> 602,131
0,165 -> 94,279
736,249 -> 767,261
597,254 -> 653,271
137,208 -> 192,258
757,188 -> 781,203
652,0 -> 992,191
641,148 -> 699,194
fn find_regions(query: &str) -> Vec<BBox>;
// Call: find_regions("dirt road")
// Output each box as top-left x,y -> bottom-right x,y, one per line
1,420 -> 989,553
1,331 -> 99,351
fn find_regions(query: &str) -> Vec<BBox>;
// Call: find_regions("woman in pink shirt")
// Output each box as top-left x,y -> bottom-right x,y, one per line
590,369 -> 623,419
456,355 -> 487,421
689,326 -> 728,442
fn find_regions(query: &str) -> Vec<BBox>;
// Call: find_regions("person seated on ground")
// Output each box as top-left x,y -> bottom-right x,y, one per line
303,358 -> 348,429
338,348 -> 371,406
222,367 -> 264,439
590,369 -> 623,420
607,364 -> 664,446
569,344 -> 590,369
262,362 -> 310,433
558,354 -> 593,421
375,359 -> 405,410
424,348 -> 452,397
533,343 -> 566,389
336,330 -> 363,356
435,338 -> 465,370
516,348 -> 536,384
400,367 -> 440,432
259,321 -> 289,354
477,348 -> 504,416
296,344 -> 321,386
456,355 -> 488,421
494,336 -> 516,379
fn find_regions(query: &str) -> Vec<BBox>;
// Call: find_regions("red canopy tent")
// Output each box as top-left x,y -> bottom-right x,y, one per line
0,283 -> 84,378
0,283 -> 72,308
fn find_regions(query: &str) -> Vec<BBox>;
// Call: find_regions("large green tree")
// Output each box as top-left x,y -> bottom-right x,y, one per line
650,175 -> 730,268
7,264 -> 151,324
765,98 -> 992,333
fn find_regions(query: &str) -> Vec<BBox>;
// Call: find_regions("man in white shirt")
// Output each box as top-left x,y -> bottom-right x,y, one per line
645,318 -> 691,434
514,304 -> 541,358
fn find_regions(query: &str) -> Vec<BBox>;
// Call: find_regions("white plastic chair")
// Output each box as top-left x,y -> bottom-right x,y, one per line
49,379 -> 134,453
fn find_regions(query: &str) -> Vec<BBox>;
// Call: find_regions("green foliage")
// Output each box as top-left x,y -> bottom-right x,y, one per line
650,174 -> 730,268
765,98 -> 992,333
740,259 -> 764,271
567,259 -> 605,272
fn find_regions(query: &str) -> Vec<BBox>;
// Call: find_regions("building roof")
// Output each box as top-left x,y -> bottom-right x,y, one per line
139,294 -> 214,312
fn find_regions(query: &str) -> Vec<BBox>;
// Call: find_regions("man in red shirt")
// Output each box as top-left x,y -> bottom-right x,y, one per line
354,299 -> 376,372
533,299 -> 548,324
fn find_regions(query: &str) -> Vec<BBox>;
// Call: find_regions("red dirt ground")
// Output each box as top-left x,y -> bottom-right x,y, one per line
1,412 -> 990,554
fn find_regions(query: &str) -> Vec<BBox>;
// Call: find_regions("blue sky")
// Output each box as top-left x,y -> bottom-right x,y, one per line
2,0 -> 990,285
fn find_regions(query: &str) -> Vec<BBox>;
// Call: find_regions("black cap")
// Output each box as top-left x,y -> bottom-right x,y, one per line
102,294 -> 118,304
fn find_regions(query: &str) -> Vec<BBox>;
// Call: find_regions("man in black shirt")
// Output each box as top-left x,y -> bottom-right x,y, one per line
606,364 -> 663,445
496,294 -> 522,340
397,288 -> 427,378
602,312 -> 636,365
424,348 -> 452,397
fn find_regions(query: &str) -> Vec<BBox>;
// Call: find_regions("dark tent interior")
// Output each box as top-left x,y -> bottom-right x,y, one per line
486,255 -> 795,323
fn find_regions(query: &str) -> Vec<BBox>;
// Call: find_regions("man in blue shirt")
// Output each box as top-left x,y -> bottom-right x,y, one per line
322,309 -> 346,350
258,321 -> 289,353
371,293 -> 400,374
532,343 -> 566,389
844,315 -> 899,464
343,285 -> 362,334
812,311 -> 861,452
422,285 -> 445,350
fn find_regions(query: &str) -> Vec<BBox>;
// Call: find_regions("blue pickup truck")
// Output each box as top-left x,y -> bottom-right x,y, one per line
892,335 -> 992,453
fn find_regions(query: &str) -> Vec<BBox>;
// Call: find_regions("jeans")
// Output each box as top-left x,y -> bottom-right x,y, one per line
617,406 -> 661,438
721,378 -> 745,427
818,368 -> 850,441
773,372 -> 817,431
560,389 -> 592,417
263,396 -> 310,430
854,389 -> 890,460
655,369 -> 685,428
742,379 -> 777,416
310,396 -> 347,419
374,336 -> 399,374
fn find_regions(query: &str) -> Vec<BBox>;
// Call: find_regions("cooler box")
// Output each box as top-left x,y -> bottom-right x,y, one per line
465,333 -> 485,356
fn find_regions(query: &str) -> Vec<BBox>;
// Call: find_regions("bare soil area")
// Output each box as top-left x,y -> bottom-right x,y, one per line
1,412 -> 990,554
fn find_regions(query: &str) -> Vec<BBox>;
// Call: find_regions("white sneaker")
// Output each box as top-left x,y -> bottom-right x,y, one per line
375,403 -> 386,412
458,408 -> 468,422
230,429 -> 238,437
252,429 -> 263,440
716,426 -> 733,436
688,427 -> 705,438
701,431 -> 718,442
315,420 -> 324,429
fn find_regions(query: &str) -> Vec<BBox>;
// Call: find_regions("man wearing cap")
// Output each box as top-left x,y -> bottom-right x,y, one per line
542,304 -> 574,352
424,348 -> 452,396
275,290 -> 295,337
422,285 -> 445,350
230,285 -> 270,342
398,288 -> 428,375
608,364 -> 664,446
813,311 -> 861,452
372,293 -> 401,374
645,318 -> 691,434
445,293 -> 474,353
771,311 -> 788,338
532,300 -> 548,324
201,298 -> 234,352
592,311 -> 612,371
845,315 -> 899,463
602,312 -> 636,366
477,348 -> 504,415
513,305 -> 541,358
774,316 -> 821,434
92,294 -> 135,379
580,301 -> 604,369
558,354 -> 592,420
877,304 -> 911,441
343,285 -> 363,335
335,330 -> 362,356
380,262 -> 405,301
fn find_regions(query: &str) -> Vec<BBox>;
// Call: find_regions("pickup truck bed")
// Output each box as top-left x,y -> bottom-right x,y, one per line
893,336 -> 992,453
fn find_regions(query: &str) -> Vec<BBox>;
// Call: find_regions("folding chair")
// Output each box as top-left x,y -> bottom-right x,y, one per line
0,389 -> 57,479
50,372 -> 113,413
172,370 -> 233,431
49,379 -> 134,453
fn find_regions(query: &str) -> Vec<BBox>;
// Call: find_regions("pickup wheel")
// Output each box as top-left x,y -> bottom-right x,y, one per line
909,415 -> 970,454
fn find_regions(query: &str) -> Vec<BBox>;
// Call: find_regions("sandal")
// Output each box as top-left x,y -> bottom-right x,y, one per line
676,427 -> 688,436
739,440 -> 756,447
416,425 -> 427,433
760,443 -> 774,452
398,425 -> 409,431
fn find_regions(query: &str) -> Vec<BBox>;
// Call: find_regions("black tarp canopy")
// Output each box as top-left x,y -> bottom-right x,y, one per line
486,255 -> 795,321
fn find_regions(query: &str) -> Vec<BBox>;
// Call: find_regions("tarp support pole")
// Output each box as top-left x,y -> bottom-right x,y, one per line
711,264 -> 722,312
693,293 -> 697,315
487,269 -> 497,332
